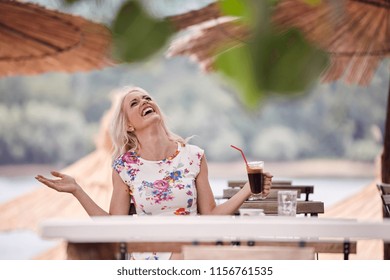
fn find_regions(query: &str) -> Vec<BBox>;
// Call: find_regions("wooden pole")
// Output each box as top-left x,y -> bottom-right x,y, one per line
381,78 -> 390,260
381,81 -> 390,184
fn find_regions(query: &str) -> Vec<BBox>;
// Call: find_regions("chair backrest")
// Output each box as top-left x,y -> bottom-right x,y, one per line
376,184 -> 390,217
228,180 -> 292,188
377,183 -> 390,194
182,245 -> 315,260
381,194 -> 390,217
225,181 -> 313,201
223,188 -> 302,200
273,185 -> 313,201
381,185 -> 390,195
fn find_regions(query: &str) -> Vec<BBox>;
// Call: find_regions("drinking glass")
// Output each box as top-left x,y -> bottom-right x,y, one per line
278,190 -> 298,216
247,161 -> 265,200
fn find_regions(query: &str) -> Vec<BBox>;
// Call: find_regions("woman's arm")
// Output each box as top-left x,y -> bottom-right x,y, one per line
196,155 -> 272,215
109,170 -> 131,215
35,170 -> 130,216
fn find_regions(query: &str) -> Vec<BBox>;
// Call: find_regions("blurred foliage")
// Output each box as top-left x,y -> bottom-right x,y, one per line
0,56 -> 387,165
111,0 -> 175,63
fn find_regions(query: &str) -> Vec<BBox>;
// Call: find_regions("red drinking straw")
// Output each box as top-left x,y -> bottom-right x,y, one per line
230,145 -> 248,166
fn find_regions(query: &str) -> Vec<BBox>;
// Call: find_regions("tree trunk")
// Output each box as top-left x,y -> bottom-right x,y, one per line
381,82 -> 390,184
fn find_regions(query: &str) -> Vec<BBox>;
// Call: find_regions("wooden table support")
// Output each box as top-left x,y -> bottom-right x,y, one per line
66,239 -> 357,260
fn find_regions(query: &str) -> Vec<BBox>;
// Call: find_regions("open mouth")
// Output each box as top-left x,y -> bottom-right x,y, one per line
142,106 -> 155,116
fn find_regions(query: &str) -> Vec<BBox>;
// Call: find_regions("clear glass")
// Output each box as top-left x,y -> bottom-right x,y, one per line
277,190 -> 298,216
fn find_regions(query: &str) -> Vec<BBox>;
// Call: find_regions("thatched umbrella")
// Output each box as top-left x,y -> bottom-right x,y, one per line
0,0 -> 113,76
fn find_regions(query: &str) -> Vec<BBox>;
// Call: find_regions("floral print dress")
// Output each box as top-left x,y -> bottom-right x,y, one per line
112,142 -> 204,259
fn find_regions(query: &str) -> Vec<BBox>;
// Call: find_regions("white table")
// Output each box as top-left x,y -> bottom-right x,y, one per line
40,215 -> 390,259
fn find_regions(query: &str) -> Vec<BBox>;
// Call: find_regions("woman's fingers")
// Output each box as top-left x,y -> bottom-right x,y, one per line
50,170 -> 65,178
35,175 -> 57,189
35,175 -> 51,183
36,174 -> 58,183
264,172 -> 273,189
35,172 -> 65,186
36,171 -> 69,183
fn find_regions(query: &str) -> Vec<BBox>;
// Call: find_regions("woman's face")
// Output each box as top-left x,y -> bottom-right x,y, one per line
123,89 -> 161,132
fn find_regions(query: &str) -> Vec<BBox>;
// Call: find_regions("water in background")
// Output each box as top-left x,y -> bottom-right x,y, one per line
0,176 -> 58,260
0,175 -> 373,259
0,176 -> 42,204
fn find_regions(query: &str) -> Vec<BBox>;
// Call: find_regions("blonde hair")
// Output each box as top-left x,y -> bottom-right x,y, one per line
109,86 -> 186,159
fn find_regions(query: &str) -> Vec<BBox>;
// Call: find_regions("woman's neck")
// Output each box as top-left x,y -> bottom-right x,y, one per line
135,126 -> 176,161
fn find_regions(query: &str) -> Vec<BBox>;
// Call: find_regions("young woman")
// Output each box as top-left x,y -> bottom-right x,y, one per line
36,86 -> 272,259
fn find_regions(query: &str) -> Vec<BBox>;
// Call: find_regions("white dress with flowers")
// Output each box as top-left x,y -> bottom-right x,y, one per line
112,142 -> 204,260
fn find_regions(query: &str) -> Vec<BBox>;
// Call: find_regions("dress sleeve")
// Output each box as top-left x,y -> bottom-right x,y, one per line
187,145 -> 204,176
112,154 -> 124,174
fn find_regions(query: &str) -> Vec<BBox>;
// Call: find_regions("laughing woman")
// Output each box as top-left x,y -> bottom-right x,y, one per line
35,86 -> 272,260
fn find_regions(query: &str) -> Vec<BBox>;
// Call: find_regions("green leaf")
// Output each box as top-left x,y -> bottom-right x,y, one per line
301,0 -> 322,6
267,0 -> 281,6
250,28 -> 329,93
215,45 -> 265,109
214,28 -> 329,109
111,0 -> 175,63
219,0 -> 249,18
63,0 -> 79,4
218,0 -> 259,27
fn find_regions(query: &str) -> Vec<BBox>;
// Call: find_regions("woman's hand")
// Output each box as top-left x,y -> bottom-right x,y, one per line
35,171 -> 80,194
262,172 -> 273,197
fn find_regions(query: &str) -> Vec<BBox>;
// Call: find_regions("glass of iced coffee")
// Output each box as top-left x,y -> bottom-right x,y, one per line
247,161 -> 265,200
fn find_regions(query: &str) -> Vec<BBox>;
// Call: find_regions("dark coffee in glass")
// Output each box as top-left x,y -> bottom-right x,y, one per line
246,161 -> 264,194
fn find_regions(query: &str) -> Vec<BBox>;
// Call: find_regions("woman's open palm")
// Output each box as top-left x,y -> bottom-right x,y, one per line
35,171 -> 79,194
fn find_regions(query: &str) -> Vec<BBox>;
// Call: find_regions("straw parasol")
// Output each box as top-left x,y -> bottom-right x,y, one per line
0,0 -> 113,76
272,0 -> 388,84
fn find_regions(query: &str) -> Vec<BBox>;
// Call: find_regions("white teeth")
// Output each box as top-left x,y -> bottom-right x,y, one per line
142,107 -> 154,116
